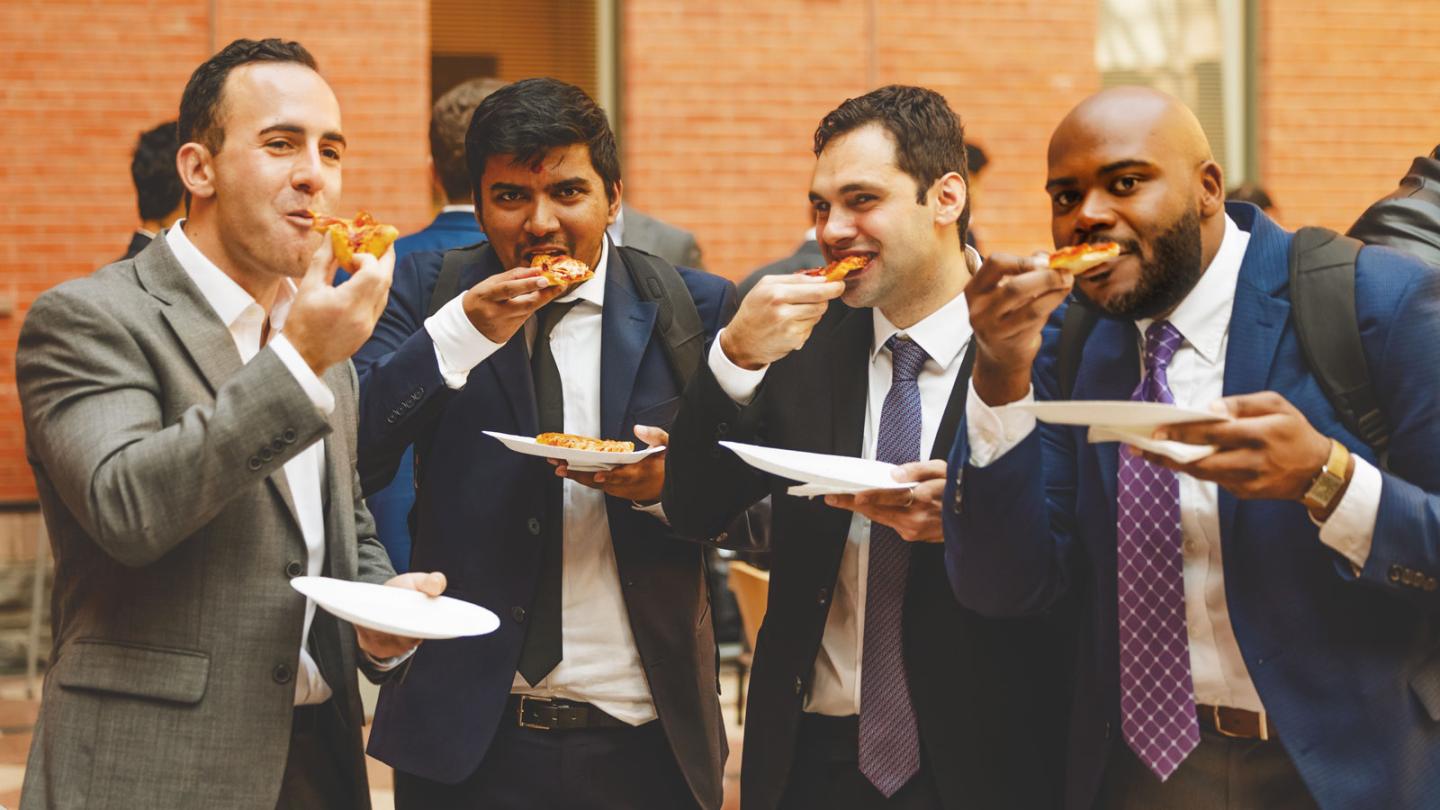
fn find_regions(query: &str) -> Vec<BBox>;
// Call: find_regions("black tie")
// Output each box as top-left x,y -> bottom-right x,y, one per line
517,299 -> 579,685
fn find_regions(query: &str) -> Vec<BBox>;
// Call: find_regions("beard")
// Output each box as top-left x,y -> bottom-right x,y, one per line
1091,208 -> 1204,320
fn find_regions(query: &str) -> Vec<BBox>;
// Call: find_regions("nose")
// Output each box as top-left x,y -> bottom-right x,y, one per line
525,196 -> 559,238
1071,191 -> 1116,242
291,145 -> 327,197
820,205 -> 857,251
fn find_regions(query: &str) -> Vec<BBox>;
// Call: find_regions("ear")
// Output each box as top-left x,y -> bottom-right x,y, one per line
932,171 -> 967,228
607,179 -> 624,225
177,142 -> 216,201
1197,160 -> 1225,218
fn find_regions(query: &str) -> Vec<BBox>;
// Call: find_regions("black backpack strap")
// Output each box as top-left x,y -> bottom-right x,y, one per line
427,241 -> 489,318
1058,298 -> 1103,399
618,246 -> 706,387
1289,226 -> 1390,460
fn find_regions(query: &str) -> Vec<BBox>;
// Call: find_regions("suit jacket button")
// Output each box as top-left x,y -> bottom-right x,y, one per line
247,456 -> 263,471
272,663 -> 293,684
512,606 -> 526,623
715,422 -> 729,437
817,587 -> 829,605
282,429 -> 297,444
1389,564 -> 1404,583
527,518 -> 541,535
386,414 -> 398,425
793,676 -> 803,695
286,560 -> 304,578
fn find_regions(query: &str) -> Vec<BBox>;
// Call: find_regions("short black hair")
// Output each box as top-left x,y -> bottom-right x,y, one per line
431,78 -> 507,202
1226,183 -> 1274,211
814,85 -> 970,244
966,142 -> 989,177
131,121 -> 182,222
178,38 -> 317,154
465,78 -> 620,209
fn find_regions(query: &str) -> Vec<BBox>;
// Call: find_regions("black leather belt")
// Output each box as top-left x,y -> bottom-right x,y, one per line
1197,703 -> 1272,740
508,694 -> 629,731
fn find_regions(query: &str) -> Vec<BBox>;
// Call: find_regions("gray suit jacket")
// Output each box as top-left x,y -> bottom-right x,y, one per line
621,204 -> 704,269
16,236 -> 395,809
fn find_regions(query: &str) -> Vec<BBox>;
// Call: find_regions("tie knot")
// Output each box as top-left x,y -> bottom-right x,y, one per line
1143,321 -> 1182,373
885,335 -> 928,382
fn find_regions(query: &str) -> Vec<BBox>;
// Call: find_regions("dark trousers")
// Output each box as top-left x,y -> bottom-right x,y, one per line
393,715 -> 697,810
1097,728 -> 1318,810
779,713 -> 942,810
276,702 -> 359,810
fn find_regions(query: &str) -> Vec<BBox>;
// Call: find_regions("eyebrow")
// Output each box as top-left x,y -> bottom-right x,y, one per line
1045,159 -> 1156,191
259,123 -> 347,147
809,181 -> 881,202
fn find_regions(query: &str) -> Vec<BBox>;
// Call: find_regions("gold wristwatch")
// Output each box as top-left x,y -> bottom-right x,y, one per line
1302,439 -> 1351,513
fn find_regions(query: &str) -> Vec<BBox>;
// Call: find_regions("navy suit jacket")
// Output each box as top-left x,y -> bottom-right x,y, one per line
358,209 -> 484,572
944,203 -> 1440,809
356,240 -> 736,808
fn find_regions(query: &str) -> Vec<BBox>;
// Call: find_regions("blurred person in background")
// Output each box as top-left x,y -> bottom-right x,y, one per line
963,142 -> 988,254
122,120 -> 184,260
1225,182 -> 1279,222
610,204 -> 705,269
1348,144 -> 1440,266
738,211 -> 823,300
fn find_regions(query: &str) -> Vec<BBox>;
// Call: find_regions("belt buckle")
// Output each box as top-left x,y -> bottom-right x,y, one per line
1210,705 -> 1269,741
518,695 -> 554,731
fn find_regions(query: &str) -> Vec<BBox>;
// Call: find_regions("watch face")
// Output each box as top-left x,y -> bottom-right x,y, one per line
1305,473 -> 1344,511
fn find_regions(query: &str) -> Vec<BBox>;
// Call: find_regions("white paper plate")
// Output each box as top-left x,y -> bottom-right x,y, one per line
290,576 -> 499,640
719,441 -> 913,495
998,400 -> 1226,428
483,431 -> 665,472
1087,426 -> 1216,463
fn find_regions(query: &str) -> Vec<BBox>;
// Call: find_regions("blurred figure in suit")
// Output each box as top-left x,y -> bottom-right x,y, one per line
122,120 -> 184,260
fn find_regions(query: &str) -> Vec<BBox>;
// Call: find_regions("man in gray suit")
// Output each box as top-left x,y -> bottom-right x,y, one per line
16,38 -> 444,809
610,203 -> 705,268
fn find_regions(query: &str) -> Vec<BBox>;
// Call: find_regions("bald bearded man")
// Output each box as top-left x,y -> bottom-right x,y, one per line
944,87 -> 1440,809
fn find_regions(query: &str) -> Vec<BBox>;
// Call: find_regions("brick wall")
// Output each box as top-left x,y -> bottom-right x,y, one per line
0,0 -> 431,501
1259,0 -> 1440,231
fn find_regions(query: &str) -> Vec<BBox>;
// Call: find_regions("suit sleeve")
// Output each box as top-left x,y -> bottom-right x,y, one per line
354,251 -> 456,496
943,307 -> 1081,617
16,285 -> 332,567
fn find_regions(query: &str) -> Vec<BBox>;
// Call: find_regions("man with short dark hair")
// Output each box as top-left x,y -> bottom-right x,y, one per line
18,37 -> 444,809
664,85 -> 1066,810
363,76 -> 505,572
358,77 -> 736,809
122,120 -> 184,260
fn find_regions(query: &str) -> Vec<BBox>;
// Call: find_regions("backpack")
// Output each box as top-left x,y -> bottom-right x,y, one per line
1056,226 -> 1390,461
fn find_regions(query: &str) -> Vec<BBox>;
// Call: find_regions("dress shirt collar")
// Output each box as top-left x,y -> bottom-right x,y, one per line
869,244 -> 981,369
440,204 -> 475,214
166,219 -> 298,335
553,235 -> 609,310
136,227 -> 157,240
1136,213 -> 1249,364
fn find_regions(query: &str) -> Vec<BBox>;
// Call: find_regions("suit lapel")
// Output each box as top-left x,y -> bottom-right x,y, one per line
1219,205 -> 1293,544
1074,315 -> 1142,513
929,341 -> 976,459
601,251 -> 659,440
830,307 -> 872,458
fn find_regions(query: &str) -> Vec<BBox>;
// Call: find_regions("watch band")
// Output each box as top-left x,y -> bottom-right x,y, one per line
1302,438 -> 1350,512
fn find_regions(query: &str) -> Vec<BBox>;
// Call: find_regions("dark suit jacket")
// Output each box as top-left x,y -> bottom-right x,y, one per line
737,239 -> 824,300
121,230 -> 151,260
664,303 -> 1069,810
17,236 -> 394,809
357,241 -> 737,809
947,204 -> 1440,809
362,209 -> 486,572
622,205 -> 704,269
1348,146 -> 1440,266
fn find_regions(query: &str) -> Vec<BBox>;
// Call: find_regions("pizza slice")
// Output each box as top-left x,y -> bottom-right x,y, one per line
530,254 -> 595,287
309,210 -> 400,272
1048,241 -> 1121,276
797,254 -> 871,282
535,432 -> 636,453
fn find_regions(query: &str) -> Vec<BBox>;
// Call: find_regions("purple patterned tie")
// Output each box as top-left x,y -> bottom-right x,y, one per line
1116,321 -> 1199,781
858,334 -> 926,797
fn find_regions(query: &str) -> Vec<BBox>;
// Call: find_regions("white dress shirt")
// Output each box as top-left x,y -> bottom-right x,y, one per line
166,223 -> 337,706
426,239 -> 659,725
966,214 -> 1383,712
710,247 -> 981,715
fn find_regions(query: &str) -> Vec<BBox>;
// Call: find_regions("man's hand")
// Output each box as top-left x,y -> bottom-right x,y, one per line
823,459 -> 948,542
462,266 -> 568,344
355,570 -> 448,660
550,425 -> 668,503
719,274 -> 845,370
1136,392 -> 1339,509
286,240 -> 396,376
966,252 -> 1073,407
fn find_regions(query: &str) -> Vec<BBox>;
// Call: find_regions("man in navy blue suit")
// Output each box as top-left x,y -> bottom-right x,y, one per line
355,78 -> 735,809
946,86 -> 1440,809
361,77 -> 500,572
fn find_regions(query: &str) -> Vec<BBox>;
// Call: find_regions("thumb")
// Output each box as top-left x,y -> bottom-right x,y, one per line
634,424 -> 669,447
303,236 -> 338,289
417,571 -> 448,597
890,459 -> 946,483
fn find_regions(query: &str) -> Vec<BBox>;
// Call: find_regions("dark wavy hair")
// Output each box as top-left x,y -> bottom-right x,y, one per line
431,78 -> 508,203
814,85 -> 970,244
178,38 -> 317,154
465,78 -> 620,208
131,121 -> 182,221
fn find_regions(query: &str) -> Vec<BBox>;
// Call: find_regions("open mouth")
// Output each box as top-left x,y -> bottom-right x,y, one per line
523,246 -> 569,262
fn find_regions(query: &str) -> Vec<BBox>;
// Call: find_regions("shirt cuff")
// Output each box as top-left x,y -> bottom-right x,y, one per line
425,295 -> 505,390
363,645 -> 416,671
631,499 -> 670,525
1315,455 -> 1382,571
269,335 -> 335,416
707,329 -> 768,405
965,379 -> 1037,468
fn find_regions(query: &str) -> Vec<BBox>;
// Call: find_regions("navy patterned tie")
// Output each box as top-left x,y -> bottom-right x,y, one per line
858,334 -> 927,797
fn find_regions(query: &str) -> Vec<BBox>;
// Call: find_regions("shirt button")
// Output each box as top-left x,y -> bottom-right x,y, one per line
816,587 -> 829,605
1183,539 -> 1199,555
527,518 -> 541,536
512,606 -> 526,623
285,560 -> 304,578
272,663 -> 293,684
